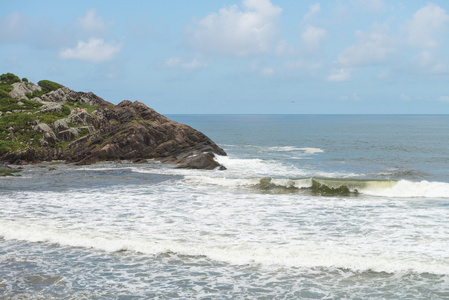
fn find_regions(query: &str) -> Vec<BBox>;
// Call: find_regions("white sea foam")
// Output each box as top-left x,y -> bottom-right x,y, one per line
1,220 -> 448,275
213,155 -> 353,179
267,146 -> 324,154
363,179 -> 449,198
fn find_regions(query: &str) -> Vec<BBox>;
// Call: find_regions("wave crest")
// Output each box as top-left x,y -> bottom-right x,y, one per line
185,176 -> 449,198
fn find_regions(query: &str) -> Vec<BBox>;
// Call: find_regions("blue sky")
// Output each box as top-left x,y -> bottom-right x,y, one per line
1,0 -> 449,114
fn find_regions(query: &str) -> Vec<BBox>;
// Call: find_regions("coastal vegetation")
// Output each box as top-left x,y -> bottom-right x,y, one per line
0,72 -> 226,169
0,167 -> 21,176
0,74 -> 69,155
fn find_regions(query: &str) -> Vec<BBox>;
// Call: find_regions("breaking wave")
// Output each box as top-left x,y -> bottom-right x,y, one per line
1,220 -> 448,275
184,176 -> 449,198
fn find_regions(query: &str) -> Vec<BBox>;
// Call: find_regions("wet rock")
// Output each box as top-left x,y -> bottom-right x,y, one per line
175,153 -> 226,170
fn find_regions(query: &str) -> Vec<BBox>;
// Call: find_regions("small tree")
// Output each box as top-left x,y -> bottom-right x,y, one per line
0,73 -> 21,85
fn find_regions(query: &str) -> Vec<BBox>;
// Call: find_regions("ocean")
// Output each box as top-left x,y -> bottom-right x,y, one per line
1,114 -> 448,299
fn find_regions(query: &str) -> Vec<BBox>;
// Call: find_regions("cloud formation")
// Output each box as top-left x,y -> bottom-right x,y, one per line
301,24 -> 327,52
59,38 -> 122,63
413,50 -> 449,74
185,0 -> 282,56
354,0 -> 385,13
164,57 -> 208,71
77,9 -> 110,36
303,3 -> 321,21
438,96 -> 449,102
327,68 -> 351,82
337,30 -> 396,67
407,3 -> 449,48
0,12 -> 31,42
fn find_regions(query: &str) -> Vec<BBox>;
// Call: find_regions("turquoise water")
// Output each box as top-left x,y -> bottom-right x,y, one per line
1,114 -> 449,299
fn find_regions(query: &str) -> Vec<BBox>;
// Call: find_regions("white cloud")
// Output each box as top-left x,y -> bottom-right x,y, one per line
354,0 -> 385,13
301,25 -> 327,52
165,57 -> 208,71
327,68 -> 351,82
400,93 -> 411,101
275,40 -> 296,56
185,0 -> 282,56
261,67 -> 275,76
284,60 -> 303,70
407,4 -> 449,48
0,12 -> 68,47
77,9 -> 110,36
336,30 -> 395,67
339,93 -> 360,101
0,12 -> 30,41
413,51 -> 449,74
59,38 -> 122,63
303,3 -> 321,21
438,96 -> 449,102
377,69 -> 390,79
249,58 -> 307,76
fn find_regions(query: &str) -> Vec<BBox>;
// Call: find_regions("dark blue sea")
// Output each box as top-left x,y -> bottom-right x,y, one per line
1,115 -> 448,299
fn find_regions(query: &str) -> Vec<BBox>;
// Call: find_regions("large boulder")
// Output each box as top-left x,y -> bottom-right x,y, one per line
38,102 -> 63,114
175,152 -> 226,170
10,82 -> 41,100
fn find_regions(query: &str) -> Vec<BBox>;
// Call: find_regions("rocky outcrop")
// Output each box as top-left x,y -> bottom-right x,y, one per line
2,82 -> 226,169
9,82 -> 41,99
40,87 -> 110,107
174,152 -> 226,170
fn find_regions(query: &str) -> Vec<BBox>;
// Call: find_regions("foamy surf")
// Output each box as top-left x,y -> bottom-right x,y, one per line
213,155 -> 358,178
183,176 -> 449,198
1,220 -> 448,275
267,146 -> 324,154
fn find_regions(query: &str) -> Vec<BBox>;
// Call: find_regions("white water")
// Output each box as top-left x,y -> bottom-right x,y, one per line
2,114 -> 449,298
1,162 -> 449,277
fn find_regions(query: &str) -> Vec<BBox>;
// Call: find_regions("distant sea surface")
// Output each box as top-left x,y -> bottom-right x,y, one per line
1,114 -> 449,299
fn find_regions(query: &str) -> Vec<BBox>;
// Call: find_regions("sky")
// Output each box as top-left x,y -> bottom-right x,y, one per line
1,0 -> 449,114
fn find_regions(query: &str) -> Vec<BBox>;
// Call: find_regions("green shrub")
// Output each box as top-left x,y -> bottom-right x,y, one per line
0,168 -> 22,176
0,89 -> 11,98
61,105 -> 71,116
22,78 -> 28,83
30,89 -> 45,98
0,112 -> 37,129
0,111 -> 41,153
0,140 -> 21,156
78,128 -> 89,137
0,85 -> 13,93
0,73 -> 20,85
0,98 -> 22,112
55,141 -> 69,149
28,80 -> 64,99
20,98 -> 42,110
37,80 -> 64,93
39,106 -> 70,124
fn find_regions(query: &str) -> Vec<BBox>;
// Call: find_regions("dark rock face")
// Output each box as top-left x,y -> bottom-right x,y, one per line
2,86 -> 226,169
174,152 -> 226,170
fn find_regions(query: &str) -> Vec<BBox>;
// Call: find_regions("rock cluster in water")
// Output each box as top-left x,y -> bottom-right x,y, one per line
0,74 -> 226,169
